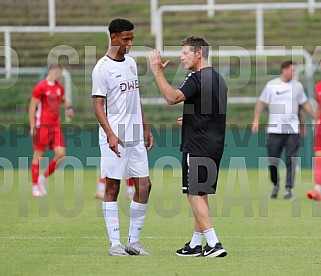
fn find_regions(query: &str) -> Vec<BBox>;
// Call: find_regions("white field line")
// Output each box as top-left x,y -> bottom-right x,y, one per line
0,236 -> 320,240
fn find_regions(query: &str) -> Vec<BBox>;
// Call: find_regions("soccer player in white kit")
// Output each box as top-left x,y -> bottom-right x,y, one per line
92,19 -> 154,256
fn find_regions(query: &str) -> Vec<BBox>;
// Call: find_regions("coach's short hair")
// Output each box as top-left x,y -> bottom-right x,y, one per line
108,18 -> 134,35
181,36 -> 209,60
281,60 -> 296,70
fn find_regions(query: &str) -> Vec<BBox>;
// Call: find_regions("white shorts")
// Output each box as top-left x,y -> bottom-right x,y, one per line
100,140 -> 149,180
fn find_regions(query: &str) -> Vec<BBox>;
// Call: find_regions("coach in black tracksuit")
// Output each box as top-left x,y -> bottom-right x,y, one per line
149,36 -> 228,258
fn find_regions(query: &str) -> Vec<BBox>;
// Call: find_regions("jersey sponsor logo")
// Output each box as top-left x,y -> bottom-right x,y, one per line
120,79 -> 139,93
130,65 -> 136,75
46,91 -> 51,95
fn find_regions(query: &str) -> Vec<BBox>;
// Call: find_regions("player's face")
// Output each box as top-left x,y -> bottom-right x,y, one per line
111,31 -> 134,55
180,46 -> 198,70
51,68 -> 62,81
282,64 -> 296,82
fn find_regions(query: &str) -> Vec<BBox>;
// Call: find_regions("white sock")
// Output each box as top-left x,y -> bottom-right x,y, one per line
315,184 -> 321,193
127,201 -> 148,244
204,228 -> 219,248
102,201 -> 121,247
189,231 -> 203,248
97,182 -> 105,193
32,185 -> 39,192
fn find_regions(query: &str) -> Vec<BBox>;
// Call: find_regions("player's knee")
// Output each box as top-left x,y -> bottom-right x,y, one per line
137,179 -> 151,196
146,179 -> 152,194
106,183 -> 120,198
55,151 -> 65,161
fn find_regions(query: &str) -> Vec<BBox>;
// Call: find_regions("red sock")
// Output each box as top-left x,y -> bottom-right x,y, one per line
43,160 -> 58,178
126,178 -> 134,187
99,177 -> 106,184
314,157 -> 321,185
31,163 -> 39,185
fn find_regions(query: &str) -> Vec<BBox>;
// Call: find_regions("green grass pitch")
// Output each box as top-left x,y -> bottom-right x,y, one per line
1,168 -> 321,275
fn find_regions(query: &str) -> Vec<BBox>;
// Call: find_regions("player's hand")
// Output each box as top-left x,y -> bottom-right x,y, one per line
252,122 -> 259,133
108,134 -> 125,158
66,107 -> 74,118
177,117 -> 183,127
149,49 -> 170,75
300,125 -> 307,137
29,127 -> 36,138
144,131 -> 154,151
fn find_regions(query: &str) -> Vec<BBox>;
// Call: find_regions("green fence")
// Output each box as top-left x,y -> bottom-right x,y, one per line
0,124 -> 314,170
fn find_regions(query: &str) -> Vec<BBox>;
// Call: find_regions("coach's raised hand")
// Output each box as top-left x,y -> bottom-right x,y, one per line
149,49 -> 170,76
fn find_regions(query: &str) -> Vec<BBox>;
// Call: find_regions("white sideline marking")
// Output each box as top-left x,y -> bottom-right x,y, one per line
0,236 -> 320,240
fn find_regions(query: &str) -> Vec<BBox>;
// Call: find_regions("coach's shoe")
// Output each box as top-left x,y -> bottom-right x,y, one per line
176,242 -> 202,257
31,185 -> 43,197
94,190 -> 104,200
307,190 -> 321,201
284,190 -> 296,200
199,242 -> 227,258
125,241 -> 152,256
109,244 -> 129,256
38,175 -> 47,196
270,184 -> 280,199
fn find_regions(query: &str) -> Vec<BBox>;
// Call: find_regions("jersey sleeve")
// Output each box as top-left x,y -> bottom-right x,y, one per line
32,82 -> 43,99
61,84 -> 65,97
179,72 -> 198,100
92,67 -> 108,97
297,83 -> 307,104
315,82 -> 321,105
259,84 -> 269,104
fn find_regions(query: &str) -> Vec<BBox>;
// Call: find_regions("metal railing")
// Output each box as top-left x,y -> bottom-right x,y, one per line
153,1 -> 321,51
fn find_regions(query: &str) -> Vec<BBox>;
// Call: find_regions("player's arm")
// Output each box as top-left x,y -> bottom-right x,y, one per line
149,50 -> 186,105
93,96 -> 124,157
301,101 -> 317,121
61,95 -> 74,118
29,97 -> 40,137
252,100 -> 265,133
298,105 -> 307,137
140,102 -> 154,151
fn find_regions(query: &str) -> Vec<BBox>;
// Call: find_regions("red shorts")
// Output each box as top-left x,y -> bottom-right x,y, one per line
33,124 -> 65,151
314,118 -> 321,152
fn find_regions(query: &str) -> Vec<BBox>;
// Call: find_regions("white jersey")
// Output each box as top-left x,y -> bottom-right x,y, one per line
92,55 -> 144,145
259,77 -> 307,134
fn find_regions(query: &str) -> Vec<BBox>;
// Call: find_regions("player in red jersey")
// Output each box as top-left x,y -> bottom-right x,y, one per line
29,64 -> 73,196
307,62 -> 321,201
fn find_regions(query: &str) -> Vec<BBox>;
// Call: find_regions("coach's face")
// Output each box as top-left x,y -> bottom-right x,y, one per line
180,45 -> 199,71
111,31 -> 134,55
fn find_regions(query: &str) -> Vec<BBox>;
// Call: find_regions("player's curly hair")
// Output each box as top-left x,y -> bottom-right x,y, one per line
181,36 -> 209,60
108,18 -> 134,35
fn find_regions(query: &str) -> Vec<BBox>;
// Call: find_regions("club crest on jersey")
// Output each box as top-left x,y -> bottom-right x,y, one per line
56,88 -> 61,96
130,65 -> 136,75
